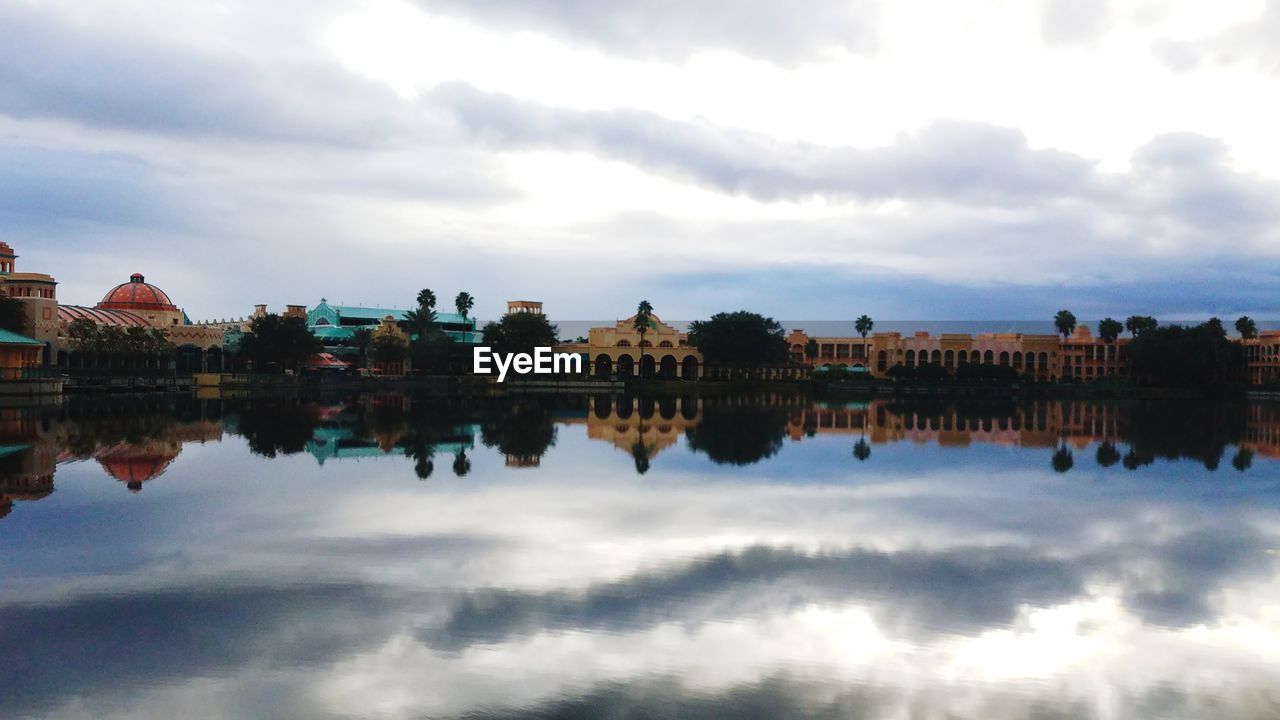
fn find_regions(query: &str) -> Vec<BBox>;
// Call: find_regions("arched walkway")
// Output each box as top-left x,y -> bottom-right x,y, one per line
595,355 -> 612,379
681,356 -> 698,380
659,355 -> 677,379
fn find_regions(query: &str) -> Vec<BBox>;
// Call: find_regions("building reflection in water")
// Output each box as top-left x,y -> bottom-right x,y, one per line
1,394 -> 1277,517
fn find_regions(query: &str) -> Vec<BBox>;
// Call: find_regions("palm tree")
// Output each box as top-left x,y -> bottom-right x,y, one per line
455,292 -> 475,322
1232,447 -> 1254,472
404,307 -> 436,336
1236,316 -> 1258,340
854,315 -> 873,366
452,450 -> 471,477
1054,310 -> 1077,339
1096,441 -> 1121,467
416,288 -> 437,312
853,438 -> 871,462
804,339 -> 818,363
634,300 -> 653,378
1098,317 -> 1122,379
1052,445 -> 1074,473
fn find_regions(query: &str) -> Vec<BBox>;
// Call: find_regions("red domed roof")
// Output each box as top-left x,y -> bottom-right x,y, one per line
98,454 -> 176,493
98,273 -> 176,312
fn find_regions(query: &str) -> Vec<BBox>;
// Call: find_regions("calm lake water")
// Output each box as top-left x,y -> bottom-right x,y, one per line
3,392 -> 1280,719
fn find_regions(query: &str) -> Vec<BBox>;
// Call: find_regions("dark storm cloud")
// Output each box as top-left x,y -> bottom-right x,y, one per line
419,524 -> 1277,652
0,2 -> 412,144
431,82 -> 1098,206
411,0 -> 881,64
0,143 -> 175,228
0,582 -> 414,716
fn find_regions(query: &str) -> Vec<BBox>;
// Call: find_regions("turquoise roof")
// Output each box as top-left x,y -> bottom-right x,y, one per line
0,444 -> 31,459
0,329 -> 42,346
309,299 -> 475,328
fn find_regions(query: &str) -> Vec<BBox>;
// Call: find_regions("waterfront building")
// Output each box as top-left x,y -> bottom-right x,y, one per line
0,242 -> 235,371
566,310 -> 703,379
1241,331 -> 1280,386
786,326 -> 1127,381
306,299 -> 479,359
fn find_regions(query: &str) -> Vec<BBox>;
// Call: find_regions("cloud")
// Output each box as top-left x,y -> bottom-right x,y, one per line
1152,0 -> 1280,75
430,82 -> 1099,207
0,1 -> 416,144
1039,0 -> 1112,48
409,0 -> 882,64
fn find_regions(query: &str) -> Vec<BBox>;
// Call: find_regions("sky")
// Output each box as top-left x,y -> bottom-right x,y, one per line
3,0 -> 1280,323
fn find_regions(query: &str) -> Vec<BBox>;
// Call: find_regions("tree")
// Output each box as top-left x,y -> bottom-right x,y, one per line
368,330 -> 409,365
804,339 -> 818,362
239,314 -> 322,372
66,318 -> 101,361
855,315 -> 874,363
1054,310 -> 1077,339
1096,441 -> 1121,468
403,307 -> 437,335
1127,321 -> 1243,388
1232,447 -> 1254,472
0,295 -> 27,335
630,439 -> 652,475
351,327 -> 373,367
1098,317 -> 1123,378
1125,315 -> 1158,337
853,438 -> 871,462
687,311 -> 789,369
455,291 -> 475,321
452,450 -> 471,477
416,288 -> 437,312
1052,445 -> 1074,473
634,300 -> 654,378
1235,316 -> 1258,340
480,312 -> 559,357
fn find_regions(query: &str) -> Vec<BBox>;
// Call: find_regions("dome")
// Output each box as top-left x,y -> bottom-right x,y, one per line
98,273 -> 177,312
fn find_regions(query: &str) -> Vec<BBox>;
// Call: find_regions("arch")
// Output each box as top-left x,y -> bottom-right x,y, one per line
877,350 -> 887,372
640,354 -> 656,378
983,350 -> 994,365
999,351 -> 1010,366
638,340 -> 653,348
615,398 -> 634,419
616,339 -> 631,348
681,395 -> 698,420
930,349 -> 941,364
205,346 -> 223,373
658,397 -> 677,420
905,349 -> 916,367
958,349 -> 968,364
1038,351 -> 1049,369
594,355 -> 612,379
639,397 -> 656,419
593,395 -> 612,419
681,355 -> 698,380
1012,351 -> 1023,370
659,355 -> 677,379
658,340 -> 674,348
944,349 -> 955,368
616,354 -> 635,378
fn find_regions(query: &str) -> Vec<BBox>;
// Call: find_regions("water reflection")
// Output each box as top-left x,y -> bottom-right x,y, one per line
3,393 -> 1280,718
